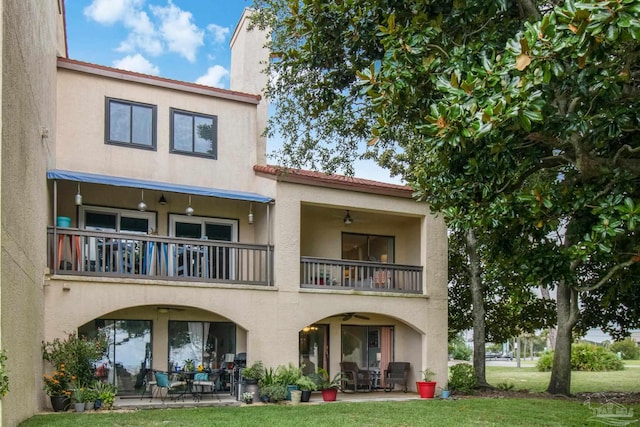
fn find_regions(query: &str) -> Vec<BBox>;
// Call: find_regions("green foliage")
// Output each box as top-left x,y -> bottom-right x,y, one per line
496,382 -> 515,391
0,350 -> 8,398
420,368 -> 436,382
610,338 -> 640,360
536,344 -> 625,372
276,362 -> 303,385
42,332 -> 108,386
312,368 -> 341,390
259,384 -> 287,402
295,375 -> 317,391
258,367 -> 278,388
448,364 -> 477,394
242,361 -> 265,380
93,381 -> 117,409
448,334 -> 472,361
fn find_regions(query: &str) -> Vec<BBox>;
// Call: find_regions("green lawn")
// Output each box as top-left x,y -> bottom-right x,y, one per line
20,363 -> 640,427
486,361 -> 640,393
19,398 -> 640,427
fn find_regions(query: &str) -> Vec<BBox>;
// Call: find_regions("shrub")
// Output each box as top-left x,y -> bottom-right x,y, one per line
536,352 -> 554,371
610,338 -> 639,360
448,363 -> 476,393
448,335 -> 472,361
42,331 -> 108,385
0,350 -> 8,399
536,344 -> 624,372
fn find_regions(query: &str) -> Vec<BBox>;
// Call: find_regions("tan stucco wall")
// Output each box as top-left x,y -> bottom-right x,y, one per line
56,68 -> 263,194
1,1 -> 60,425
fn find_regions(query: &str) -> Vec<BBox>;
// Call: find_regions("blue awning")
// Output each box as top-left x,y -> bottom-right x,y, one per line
47,169 -> 273,203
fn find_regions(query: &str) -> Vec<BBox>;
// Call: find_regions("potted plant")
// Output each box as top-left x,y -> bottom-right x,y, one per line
242,391 -> 255,404
276,362 -> 303,400
84,386 -> 98,410
184,359 -> 195,372
242,361 -> 264,400
93,381 -> 117,409
295,375 -> 317,402
259,384 -> 287,402
258,367 -> 278,402
42,363 -> 72,412
72,386 -> 85,412
416,368 -> 437,399
313,368 -> 341,402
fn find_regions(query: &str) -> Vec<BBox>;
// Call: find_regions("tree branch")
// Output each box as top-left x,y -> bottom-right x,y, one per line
574,258 -> 637,292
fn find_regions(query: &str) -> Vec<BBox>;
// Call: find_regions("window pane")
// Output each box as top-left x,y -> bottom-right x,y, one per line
173,112 -> 193,152
131,105 -> 153,146
205,223 -> 232,241
342,325 -> 368,367
342,234 -> 368,260
194,116 -> 214,154
175,222 -> 201,238
86,212 -> 117,230
121,216 -> 149,233
109,101 -> 131,143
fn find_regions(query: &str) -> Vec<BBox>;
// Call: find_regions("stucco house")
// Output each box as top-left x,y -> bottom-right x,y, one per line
0,1 -> 447,425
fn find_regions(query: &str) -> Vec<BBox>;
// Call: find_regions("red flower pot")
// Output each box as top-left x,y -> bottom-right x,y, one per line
321,388 -> 338,401
416,381 -> 436,399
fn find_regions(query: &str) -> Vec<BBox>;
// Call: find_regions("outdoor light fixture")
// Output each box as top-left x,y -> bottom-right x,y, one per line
343,210 -> 353,225
137,190 -> 147,212
248,203 -> 254,224
158,194 -> 167,205
75,182 -> 83,206
185,196 -> 194,216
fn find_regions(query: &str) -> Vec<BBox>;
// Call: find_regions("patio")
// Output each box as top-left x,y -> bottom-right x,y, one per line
112,389 -> 420,410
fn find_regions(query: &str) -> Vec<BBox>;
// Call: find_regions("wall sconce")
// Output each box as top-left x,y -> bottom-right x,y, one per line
137,189 -> 147,212
75,182 -> 83,206
343,210 -> 353,225
248,203 -> 254,224
158,194 -> 168,205
185,196 -> 194,216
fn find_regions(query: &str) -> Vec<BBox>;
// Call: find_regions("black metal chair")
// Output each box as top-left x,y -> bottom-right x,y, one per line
340,361 -> 372,392
384,362 -> 411,392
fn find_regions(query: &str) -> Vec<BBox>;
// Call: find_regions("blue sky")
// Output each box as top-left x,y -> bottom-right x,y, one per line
64,0 -> 402,184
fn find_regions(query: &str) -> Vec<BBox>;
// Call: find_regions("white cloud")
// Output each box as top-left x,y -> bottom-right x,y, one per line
207,24 -> 230,44
195,65 -> 229,88
83,0 -> 144,25
113,54 -> 160,75
150,0 -> 204,62
116,10 -> 164,56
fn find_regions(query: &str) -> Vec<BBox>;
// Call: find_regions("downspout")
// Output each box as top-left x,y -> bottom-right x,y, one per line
53,179 -> 58,273
266,202 -> 272,286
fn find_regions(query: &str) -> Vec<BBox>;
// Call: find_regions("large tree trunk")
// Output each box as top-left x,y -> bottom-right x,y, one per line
466,229 -> 490,388
547,281 -> 578,395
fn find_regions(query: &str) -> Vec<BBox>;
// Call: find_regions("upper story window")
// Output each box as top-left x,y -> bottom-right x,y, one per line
170,108 -> 217,159
342,233 -> 395,263
105,98 -> 156,149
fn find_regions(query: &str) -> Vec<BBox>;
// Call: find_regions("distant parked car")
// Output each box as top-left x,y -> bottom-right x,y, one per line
485,352 -> 501,359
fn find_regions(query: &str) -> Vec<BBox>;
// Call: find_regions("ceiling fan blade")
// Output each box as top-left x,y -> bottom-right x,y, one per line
342,313 -> 353,321
354,314 -> 370,320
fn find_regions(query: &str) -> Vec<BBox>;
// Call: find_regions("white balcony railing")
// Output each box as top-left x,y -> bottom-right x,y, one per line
300,257 -> 422,294
48,227 -> 273,286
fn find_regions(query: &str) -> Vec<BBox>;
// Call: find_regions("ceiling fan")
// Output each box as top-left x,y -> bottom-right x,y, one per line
335,312 -> 370,321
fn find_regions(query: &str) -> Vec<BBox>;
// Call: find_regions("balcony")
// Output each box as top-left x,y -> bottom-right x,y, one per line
48,227 -> 274,286
300,257 -> 422,294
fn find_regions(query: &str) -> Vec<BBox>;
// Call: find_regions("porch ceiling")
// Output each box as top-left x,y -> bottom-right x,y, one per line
47,169 -> 273,203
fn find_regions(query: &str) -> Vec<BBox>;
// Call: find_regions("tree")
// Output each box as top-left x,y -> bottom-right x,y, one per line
252,0 -> 640,396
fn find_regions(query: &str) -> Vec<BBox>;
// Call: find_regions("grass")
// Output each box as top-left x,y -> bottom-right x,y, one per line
20,362 -> 640,427
20,398 -> 638,427
486,360 -> 640,393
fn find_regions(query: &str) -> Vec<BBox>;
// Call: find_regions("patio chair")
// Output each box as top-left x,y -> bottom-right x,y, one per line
191,372 -> 220,402
153,371 -> 187,402
383,362 -> 410,392
139,369 -> 157,400
340,361 -> 372,392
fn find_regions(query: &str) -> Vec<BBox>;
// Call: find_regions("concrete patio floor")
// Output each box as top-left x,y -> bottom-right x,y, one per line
113,389 -> 422,411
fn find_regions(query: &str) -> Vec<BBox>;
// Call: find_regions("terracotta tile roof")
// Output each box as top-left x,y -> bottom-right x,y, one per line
254,165 -> 413,198
57,57 -> 261,104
